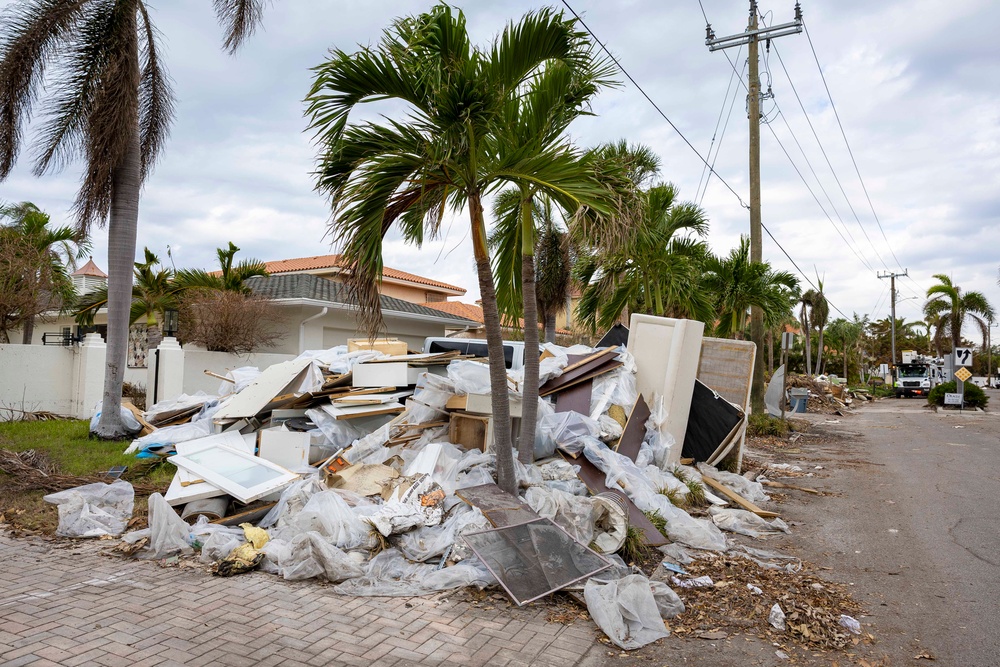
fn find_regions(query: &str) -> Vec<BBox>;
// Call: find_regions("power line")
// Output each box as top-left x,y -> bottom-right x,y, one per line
802,19 -> 904,270
560,0 -> 750,209
696,45 -> 743,203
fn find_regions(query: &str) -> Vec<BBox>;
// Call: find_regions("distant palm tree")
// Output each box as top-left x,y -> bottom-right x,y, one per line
701,236 -> 799,340
305,4 -> 608,493
174,241 -> 268,294
809,278 -> 830,374
0,201 -> 89,342
0,0 -> 266,438
576,183 -> 712,331
924,274 -> 995,352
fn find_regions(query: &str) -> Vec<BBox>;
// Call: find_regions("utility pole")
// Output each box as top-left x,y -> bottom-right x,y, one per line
877,270 -> 908,368
705,2 -> 802,415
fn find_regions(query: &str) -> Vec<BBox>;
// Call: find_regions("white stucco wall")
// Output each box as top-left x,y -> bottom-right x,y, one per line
0,344 -> 77,417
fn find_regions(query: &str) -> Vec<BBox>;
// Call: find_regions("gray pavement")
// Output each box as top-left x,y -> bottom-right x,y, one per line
0,536 -> 597,667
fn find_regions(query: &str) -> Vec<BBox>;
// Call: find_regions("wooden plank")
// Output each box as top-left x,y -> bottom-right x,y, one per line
540,361 -> 623,397
320,402 -> 406,420
554,379 -> 593,414
700,476 -> 780,518
565,453 -> 667,546
761,480 -> 820,495
448,411 -> 491,452
614,394 -> 650,462
561,346 -> 619,375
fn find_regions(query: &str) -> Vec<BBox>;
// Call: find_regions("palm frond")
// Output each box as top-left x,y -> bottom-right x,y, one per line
213,0 -> 265,54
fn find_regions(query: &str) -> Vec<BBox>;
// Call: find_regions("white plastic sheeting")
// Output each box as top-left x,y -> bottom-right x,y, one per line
584,574 -> 674,650
43,480 -> 134,537
709,507 -> 790,538
332,549 -> 494,597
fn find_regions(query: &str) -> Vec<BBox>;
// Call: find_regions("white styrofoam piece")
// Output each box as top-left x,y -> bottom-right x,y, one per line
212,357 -> 312,419
627,314 -> 704,465
351,361 -> 424,388
258,428 -> 311,471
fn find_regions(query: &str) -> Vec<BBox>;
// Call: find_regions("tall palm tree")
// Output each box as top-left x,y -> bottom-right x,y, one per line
799,290 -> 815,375
701,236 -> 799,340
575,183 -> 712,331
0,201 -> 89,343
810,277 -> 830,375
924,274 -> 995,353
306,5 -> 608,494
0,0 -> 266,438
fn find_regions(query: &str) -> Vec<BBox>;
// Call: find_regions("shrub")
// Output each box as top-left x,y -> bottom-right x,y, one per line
747,413 -> 790,437
927,381 -> 988,409
178,291 -> 285,354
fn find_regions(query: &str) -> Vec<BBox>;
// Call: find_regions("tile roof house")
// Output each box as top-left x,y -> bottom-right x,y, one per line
421,301 -> 573,337
259,254 -> 466,304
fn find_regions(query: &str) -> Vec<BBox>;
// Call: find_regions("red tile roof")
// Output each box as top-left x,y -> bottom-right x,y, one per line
72,258 -> 107,278
422,302 -> 572,335
260,254 -> 465,294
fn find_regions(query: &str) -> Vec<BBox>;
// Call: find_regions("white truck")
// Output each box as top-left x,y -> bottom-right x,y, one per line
893,352 -> 943,398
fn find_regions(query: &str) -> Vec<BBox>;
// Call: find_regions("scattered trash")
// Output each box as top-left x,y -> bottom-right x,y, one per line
43,480 -> 134,538
584,574 -> 672,649
838,614 -> 862,634
670,575 -> 714,589
747,583 -> 763,595
661,561 -> 688,576
769,602 -> 787,630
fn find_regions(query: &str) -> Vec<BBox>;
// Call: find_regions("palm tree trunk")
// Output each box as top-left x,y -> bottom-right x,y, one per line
470,193 -> 515,494
517,198 -> 539,464
816,328 -> 825,372
93,131 -> 141,438
843,342 -> 848,381
519,250 -> 539,464
21,318 -> 34,344
767,328 -> 774,373
544,313 -> 556,344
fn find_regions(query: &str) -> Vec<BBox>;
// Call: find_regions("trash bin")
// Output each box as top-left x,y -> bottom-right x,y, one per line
789,388 -> 809,413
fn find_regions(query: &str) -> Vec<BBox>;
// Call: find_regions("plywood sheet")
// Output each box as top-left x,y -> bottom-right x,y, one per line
614,394 -> 650,462
213,358 -> 312,420
554,379 -> 593,414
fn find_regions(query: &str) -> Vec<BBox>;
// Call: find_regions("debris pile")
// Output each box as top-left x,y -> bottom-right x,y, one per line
36,317 -> 860,651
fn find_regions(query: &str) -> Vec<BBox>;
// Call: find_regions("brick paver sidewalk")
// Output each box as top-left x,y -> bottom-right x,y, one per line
0,534 -> 602,666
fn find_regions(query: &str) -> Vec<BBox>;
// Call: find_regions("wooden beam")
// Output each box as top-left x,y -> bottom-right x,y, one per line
700,476 -> 780,518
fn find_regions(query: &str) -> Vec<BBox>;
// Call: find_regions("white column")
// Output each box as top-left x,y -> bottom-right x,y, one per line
149,337 -> 185,405
72,332 -> 107,419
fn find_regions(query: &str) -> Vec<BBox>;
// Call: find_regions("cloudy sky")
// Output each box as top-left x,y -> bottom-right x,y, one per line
2,0 -> 998,343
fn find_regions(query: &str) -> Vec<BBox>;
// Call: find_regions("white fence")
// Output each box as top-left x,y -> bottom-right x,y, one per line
0,335 -> 295,421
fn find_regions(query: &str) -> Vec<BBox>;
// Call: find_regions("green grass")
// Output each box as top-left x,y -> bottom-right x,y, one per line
747,413 -> 790,438
0,419 -> 171,483
617,524 -> 650,563
643,509 -> 668,538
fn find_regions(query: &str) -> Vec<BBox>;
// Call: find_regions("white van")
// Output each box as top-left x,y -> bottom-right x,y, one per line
422,337 -> 525,370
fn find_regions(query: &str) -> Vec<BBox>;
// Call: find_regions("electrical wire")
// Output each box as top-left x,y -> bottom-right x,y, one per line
560,0 -> 750,209
698,58 -> 746,206
802,18 -> 905,271
696,46 -> 744,204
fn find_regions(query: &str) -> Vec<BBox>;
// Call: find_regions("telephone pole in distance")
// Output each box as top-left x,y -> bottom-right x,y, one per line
878,269 -> 909,368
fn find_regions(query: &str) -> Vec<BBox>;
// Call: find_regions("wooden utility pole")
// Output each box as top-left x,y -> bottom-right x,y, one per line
878,269 -> 908,368
705,2 -> 802,414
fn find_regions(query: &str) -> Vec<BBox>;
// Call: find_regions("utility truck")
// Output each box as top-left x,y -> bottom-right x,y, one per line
893,351 -> 943,398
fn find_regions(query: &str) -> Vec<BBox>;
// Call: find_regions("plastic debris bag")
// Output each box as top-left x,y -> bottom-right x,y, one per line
709,506 -> 790,538
537,411 -> 600,457
305,408 -> 363,451
729,544 -> 802,572
89,404 -> 141,436
217,366 -> 260,395
524,486 -> 597,546
144,492 -> 194,558
697,463 -> 769,504
584,574 -> 670,650
769,603 -> 786,630
44,480 -> 134,537
279,532 -> 365,582
397,505 -> 490,562
332,548 -> 493,597
197,526 -> 246,564
649,580 -> 685,618
447,360 -> 492,395
281,490 -> 372,548
124,418 -> 214,456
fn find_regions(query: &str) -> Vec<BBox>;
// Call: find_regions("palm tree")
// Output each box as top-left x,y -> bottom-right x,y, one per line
575,183 -> 712,331
810,278 -> 830,374
701,236 -> 799,340
306,5 -> 608,494
0,0 -> 266,438
0,201 -> 89,343
174,241 -> 268,294
826,316 -> 864,382
924,274 -> 995,354
799,291 -> 815,375
74,248 -> 181,340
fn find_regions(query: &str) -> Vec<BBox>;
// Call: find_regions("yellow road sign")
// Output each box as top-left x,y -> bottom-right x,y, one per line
954,367 -> 972,382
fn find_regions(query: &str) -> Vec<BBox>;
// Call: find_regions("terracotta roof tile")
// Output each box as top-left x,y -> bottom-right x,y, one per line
72,258 -> 107,278
421,301 -> 573,335
260,254 -> 466,294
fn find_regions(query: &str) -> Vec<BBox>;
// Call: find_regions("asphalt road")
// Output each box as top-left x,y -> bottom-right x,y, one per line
789,394 -> 1000,665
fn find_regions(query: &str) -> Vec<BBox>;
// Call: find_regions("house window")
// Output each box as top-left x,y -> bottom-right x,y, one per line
425,292 -> 446,302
